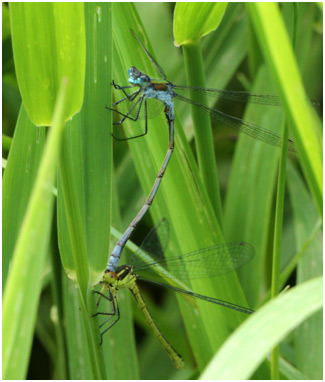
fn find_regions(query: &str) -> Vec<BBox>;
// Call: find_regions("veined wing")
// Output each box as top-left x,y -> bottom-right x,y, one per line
131,29 -> 167,81
132,241 -> 254,280
114,95 -> 165,122
174,93 -> 296,152
174,85 -> 320,107
174,85 -> 282,106
136,277 -> 254,315
129,218 -> 170,268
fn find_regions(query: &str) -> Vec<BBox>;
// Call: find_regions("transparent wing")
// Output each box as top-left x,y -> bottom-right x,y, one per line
136,277 -> 254,315
133,241 -> 254,280
174,85 -> 282,106
115,95 -> 164,121
174,85 -> 320,107
131,29 -> 167,80
174,93 -> 296,152
129,218 -> 170,268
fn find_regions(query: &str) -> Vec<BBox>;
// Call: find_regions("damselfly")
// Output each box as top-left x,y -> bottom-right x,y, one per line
95,219 -> 254,369
106,29 -> 303,274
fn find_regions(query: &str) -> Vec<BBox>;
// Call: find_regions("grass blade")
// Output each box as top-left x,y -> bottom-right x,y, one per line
3,79 -> 69,379
247,3 -> 322,216
199,277 -> 323,380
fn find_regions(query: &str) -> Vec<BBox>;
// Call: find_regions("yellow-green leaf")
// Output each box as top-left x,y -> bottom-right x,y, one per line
10,3 -> 85,125
174,3 -> 228,44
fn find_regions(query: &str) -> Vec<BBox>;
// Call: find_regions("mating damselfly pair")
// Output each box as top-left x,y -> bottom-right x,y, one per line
105,29 -> 300,275
95,28 -> 308,368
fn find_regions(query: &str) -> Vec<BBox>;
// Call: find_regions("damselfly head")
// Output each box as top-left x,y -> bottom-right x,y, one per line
103,270 -> 118,284
128,67 -> 151,87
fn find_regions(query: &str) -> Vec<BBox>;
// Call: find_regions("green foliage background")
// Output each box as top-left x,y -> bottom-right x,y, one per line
2,3 -> 322,380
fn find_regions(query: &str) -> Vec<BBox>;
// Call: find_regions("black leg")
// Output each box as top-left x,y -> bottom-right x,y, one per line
110,96 -> 149,141
107,95 -> 143,124
93,290 -> 112,310
111,81 -> 142,102
111,89 -> 141,107
107,82 -> 148,141
92,289 -> 120,345
112,80 -> 133,89
111,128 -> 148,141
98,291 -> 117,328
99,296 -> 120,346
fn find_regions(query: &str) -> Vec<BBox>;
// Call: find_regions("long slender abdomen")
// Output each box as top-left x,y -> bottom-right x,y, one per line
129,282 -> 184,369
106,107 -> 174,273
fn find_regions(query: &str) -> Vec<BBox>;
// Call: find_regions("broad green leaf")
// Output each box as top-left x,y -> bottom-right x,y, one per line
199,277 -> 323,380
57,3 -> 112,286
10,3 -> 85,125
174,3 -> 228,44
57,4 -> 113,379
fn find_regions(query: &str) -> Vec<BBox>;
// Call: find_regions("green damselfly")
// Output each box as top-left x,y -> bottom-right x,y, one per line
95,219 -> 254,368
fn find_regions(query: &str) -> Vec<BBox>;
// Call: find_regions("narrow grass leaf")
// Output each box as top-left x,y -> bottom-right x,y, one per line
270,118 -> 288,379
62,273 -> 94,379
279,357 -> 308,380
181,39 -> 223,225
174,4 -> 232,223
224,67 -> 282,306
199,277 -> 323,380
3,109 -> 45,287
247,3 -> 322,216
3,79 -> 69,380
287,162 -> 323,379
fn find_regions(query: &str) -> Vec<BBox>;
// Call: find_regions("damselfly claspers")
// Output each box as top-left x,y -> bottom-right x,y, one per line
106,29 -> 298,274
95,219 -> 254,369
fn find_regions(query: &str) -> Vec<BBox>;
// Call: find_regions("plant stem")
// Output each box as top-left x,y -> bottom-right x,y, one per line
182,40 -> 223,228
271,120 -> 288,380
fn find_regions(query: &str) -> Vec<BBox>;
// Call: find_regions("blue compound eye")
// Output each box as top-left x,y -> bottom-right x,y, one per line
128,67 -> 151,86
138,74 -> 151,85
